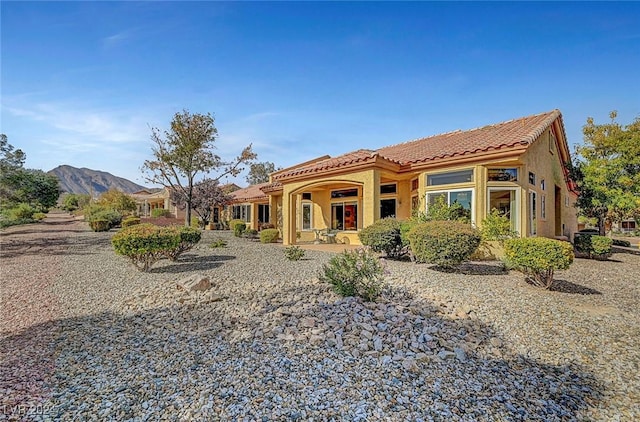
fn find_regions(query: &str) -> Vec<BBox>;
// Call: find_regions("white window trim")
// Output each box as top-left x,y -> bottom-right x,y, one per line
487,187 -> 520,233
301,202 -> 313,231
425,188 -> 475,225
529,190 -> 537,236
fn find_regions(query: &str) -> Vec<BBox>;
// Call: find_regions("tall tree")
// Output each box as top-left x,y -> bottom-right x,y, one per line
142,110 -> 256,226
246,161 -> 279,185
171,178 -> 232,228
97,189 -> 137,214
570,111 -> 640,235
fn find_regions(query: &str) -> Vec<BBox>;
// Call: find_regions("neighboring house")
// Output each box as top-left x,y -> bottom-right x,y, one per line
131,188 -> 184,219
261,109 -> 578,245
225,182 -> 272,230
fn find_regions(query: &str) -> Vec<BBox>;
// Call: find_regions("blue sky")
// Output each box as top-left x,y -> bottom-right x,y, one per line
2,1 -> 639,187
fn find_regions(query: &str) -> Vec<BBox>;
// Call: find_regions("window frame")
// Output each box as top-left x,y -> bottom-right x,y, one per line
487,168 -> 519,182
426,169 -> 474,187
331,201 -> 358,231
425,188 -> 475,224
487,187 -> 520,233
529,190 -> 537,236
301,202 -> 312,231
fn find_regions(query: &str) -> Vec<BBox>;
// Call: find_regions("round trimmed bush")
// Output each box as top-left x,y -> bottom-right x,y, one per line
406,220 -> 481,268
232,220 -> 247,237
504,237 -> 574,289
32,212 -> 47,221
162,225 -> 202,260
89,219 -> 110,232
151,208 -> 172,218
122,217 -> 141,228
260,228 -> 280,243
111,223 -> 180,271
358,218 -> 406,258
574,233 -> 613,259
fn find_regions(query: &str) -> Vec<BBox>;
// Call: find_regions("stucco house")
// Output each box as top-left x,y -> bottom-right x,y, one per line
258,109 -> 578,245
225,182 -> 272,230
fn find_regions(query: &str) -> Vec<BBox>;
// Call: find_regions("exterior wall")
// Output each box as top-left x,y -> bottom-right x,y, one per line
521,129 -> 577,239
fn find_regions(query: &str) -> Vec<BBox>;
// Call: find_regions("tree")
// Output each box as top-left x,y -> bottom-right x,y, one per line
570,111 -> 640,235
97,189 -> 137,214
142,110 -> 256,226
171,178 -> 232,228
62,193 -> 91,212
1,134 -> 26,173
246,161 -> 279,185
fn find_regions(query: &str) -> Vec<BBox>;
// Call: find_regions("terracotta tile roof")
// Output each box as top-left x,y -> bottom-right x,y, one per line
260,182 -> 283,194
229,182 -> 270,202
273,110 -> 563,181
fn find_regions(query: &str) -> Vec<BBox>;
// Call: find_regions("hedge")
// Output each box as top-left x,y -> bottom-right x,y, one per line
406,220 -> 481,268
504,237 -> 574,289
260,228 -> 280,243
358,218 -> 406,259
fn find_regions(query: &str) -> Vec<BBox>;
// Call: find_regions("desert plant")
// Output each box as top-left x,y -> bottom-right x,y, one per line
9,203 -> 36,220
574,234 -> 613,259
111,223 -> 181,271
319,247 -> 386,301
0,218 -> 36,229
89,219 -> 111,232
426,196 -> 470,222
406,221 -> 481,268
209,238 -> 227,248
32,212 -> 47,221
163,226 -> 202,261
358,217 -> 407,259
503,237 -> 574,289
284,245 -> 306,261
480,209 -> 519,241
260,228 -> 280,244
232,220 -> 246,237
151,208 -> 172,218
122,216 -> 141,228
244,228 -> 259,239
84,205 -> 122,228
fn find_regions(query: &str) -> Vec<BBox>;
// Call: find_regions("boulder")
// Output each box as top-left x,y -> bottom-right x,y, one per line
176,274 -> 211,292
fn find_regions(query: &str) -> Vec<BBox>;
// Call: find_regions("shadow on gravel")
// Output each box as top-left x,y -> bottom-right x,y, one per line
150,254 -> 236,274
550,279 -> 602,295
0,288 -> 604,420
0,235 -> 112,259
430,262 -> 508,276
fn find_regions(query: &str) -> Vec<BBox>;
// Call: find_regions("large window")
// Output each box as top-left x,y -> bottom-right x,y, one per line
529,191 -> 537,235
301,203 -> 312,230
488,188 -> 519,232
427,169 -> 473,186
426,189 -> 473,221
232,204 -> 251,222
332,202 -> 357,230
380,199 -> 396,219
258,204 -> 270,225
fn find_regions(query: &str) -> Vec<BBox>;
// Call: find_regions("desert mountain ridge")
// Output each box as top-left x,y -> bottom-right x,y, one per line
48,165 -> 150,195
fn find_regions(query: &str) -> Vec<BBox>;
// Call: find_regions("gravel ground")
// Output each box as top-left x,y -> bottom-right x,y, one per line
1,211 -> 639,421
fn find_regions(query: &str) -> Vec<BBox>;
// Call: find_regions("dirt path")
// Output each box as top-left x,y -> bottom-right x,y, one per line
0,212 -> 87,416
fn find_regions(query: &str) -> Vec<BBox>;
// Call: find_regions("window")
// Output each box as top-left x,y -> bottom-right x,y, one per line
529,191 -> 537,235
380,198 -> 396,219
212,207 -> 220,223
540,179 -> 546,191
529,172 -> 536,185
332,202 -> 357,230
302,192 -> 312,200
488,188 -> 519,232
411,195 -> 419,213
258,204 -> 270,224
380,183 -> 397,195
488,168 -> 518,182
426,189 -> 473,221
232,205 -> 251,222
411,178 -> 419,192
427,169 -> 473,186
541,195 -> 546,220
301,203 -> 312,230
331,188 -> 358,199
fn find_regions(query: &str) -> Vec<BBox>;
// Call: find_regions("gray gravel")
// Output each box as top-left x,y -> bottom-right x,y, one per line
1,212 -> 639,421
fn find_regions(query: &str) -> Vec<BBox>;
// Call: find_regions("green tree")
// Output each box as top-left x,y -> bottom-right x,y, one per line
170,178 -> 232,228
62,193 -> 91,212
570,111 -> 640,235
142,110 -> 256,226
246,161 -> 279,185
97,189 -> 137,214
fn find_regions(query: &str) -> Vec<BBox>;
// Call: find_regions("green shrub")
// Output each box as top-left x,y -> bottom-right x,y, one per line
9,203 -> 36,220
406,221 -> 481,268
574,234 -> 613,259
244,228 -> 258,239
504,237 -> 574,289
32,212 -> 47,221
358,218 -> 407,259
284,245 -> 306,261
480,209 -> 518,241
232,220 -> 246,237
0,218 -> 36,229
612,239 -> 631,247
163,226 -> 202,261
319,248 -> 386,302
151,208 -> 172,218
209,238 -> 227,248
122,217 -> 141,228
426,196 -> 470,222
260,228 -> 280,243
84,205 -> 122,228
89,219 -> 111,232
111,223 -> 181,272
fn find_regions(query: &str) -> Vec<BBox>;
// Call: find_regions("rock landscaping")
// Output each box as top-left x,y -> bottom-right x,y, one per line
1,212 -> 639,420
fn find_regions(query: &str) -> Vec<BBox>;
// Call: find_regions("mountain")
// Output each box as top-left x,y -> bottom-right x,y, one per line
48,165 -> 148,195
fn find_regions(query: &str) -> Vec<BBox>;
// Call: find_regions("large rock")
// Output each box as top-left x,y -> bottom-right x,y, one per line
176,274 -> 211,292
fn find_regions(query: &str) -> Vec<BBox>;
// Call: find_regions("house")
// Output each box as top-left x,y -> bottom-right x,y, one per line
261,109 -> 578,245
131,188 -> 185,219
225,182 -> 272,230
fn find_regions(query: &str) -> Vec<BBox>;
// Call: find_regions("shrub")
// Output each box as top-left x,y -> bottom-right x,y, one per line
32,212 -> 47,221
89,219 -> 111,232
232,221 -> 246,237
84,205 -> 122,228
319,248 -> 386,302
151,208 -> 173,218
260,228 -> 280,243
0,218 -> 36,229
163,226 -> 202,261
210,238 -> 227,248
504,237 -> 574,289
426,195 -> 470,222
284,245 -> 306,261
122,217 -> 141,228
244,228 -> 258,239
406,221 -> 481,268
480,209 -> 518,241
111,223 -> 181,272
612,239 -> 631,247
574,234 -> 613,259
358,218 -> 407,259
9,203 -> 36,220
